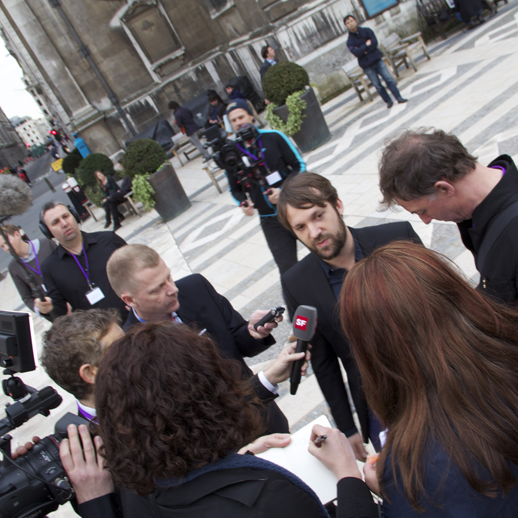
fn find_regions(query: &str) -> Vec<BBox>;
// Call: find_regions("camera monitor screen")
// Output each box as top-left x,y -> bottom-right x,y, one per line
0,311 -> 35,373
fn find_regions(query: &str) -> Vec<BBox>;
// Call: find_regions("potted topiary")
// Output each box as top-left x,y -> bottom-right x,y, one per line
122,138 -> 191,221
262,61 -> 331,152
62,148 -> 83,178
76,152 -> 115,188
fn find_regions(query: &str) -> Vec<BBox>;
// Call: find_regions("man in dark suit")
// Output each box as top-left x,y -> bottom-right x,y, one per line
379,128 -> 518,304
260,45 -> 277,81
277,172 -> 422,460
107,244 -> 291,434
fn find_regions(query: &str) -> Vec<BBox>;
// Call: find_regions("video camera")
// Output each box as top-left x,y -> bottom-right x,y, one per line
0,310 -> 90,518
204,124 -> 273,192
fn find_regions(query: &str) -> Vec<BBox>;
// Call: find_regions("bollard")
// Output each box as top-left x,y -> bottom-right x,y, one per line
44,177 -> 56,193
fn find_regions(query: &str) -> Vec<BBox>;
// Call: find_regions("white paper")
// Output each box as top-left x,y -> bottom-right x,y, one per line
257,415 -> 338,504
86,287 -> 105,305
266,171 -> 282,185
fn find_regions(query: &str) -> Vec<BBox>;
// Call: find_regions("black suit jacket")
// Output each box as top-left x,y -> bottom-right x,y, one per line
281,222 -> 422,441
260,60 -> 273,81
123,273 -> 288,434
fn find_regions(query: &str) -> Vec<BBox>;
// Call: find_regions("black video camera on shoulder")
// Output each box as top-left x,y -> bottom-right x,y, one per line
0,310 -> 91,518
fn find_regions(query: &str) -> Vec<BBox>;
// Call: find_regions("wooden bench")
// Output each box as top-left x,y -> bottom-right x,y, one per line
123,191 -> 142,216
381,32 -> 431,77
203,166 -> 223,194
342,59 -> 374,102
416,0 -> 456,41
82,200 -> 98,222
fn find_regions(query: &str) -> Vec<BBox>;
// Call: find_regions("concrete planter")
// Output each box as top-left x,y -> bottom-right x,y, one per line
273,87 -> 331,153
147,163 -> 191,222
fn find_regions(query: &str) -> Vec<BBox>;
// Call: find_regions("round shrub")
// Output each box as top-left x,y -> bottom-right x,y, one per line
76,153 -> 115,188
262,62 -> 309,106
62,148 -> 83,177
122,139 -> 166,179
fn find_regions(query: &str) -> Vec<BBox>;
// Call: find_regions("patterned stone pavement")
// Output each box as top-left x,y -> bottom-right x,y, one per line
1,4 -> 518,514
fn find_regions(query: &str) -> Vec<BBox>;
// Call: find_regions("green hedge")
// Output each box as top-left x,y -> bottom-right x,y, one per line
62,148 -> 83,177
76,153 -> 115,188
262,61 -> 309,106
122,139 -> 166,179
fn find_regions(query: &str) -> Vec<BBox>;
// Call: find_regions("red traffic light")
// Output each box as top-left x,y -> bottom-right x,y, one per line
49,130 -> 57,135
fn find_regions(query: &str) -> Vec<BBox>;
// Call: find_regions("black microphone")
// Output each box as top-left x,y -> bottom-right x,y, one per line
290,305 -> 317,395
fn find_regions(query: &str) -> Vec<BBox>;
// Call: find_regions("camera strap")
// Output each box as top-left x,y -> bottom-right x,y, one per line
236,138 -> 272,174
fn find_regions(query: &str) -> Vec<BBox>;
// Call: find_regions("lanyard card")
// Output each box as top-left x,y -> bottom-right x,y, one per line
266,171 -> 282,186
86,286 -> 105,306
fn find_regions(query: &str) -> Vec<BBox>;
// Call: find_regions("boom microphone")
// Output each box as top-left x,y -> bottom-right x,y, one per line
0,175 -> 32,217
290,305 -> 317,395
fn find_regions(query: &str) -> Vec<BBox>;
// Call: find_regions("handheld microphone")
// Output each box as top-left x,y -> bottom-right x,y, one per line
290,305 -> 317,395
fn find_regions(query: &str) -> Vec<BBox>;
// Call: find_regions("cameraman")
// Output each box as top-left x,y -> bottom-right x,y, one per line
226,99 -> 305,275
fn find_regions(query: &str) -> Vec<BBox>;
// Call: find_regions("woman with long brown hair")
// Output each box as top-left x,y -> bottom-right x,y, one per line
337,241 -> 518,516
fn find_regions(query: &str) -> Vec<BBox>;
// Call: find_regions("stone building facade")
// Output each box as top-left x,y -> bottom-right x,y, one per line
13,116 -> 49,146
0,106 -> 27,168
0,0 -> 418,158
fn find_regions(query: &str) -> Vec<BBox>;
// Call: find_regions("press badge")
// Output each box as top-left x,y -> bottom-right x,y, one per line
86,286 -> 105,305
266,171 -> 282,185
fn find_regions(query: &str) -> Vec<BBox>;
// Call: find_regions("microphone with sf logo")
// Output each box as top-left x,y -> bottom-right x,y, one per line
290,305 -> 317,395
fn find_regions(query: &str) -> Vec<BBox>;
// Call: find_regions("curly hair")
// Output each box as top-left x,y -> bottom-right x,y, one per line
95,322 -> 265,495
41,309 -> 121,400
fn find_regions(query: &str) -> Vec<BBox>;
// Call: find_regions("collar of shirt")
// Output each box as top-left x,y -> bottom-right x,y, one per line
77,400 -> 97,421
266,59 -> 276,65
318,228 -> 364,300
57,231 -> 98,259
132,307 -> 182,324
21,239 -> 40,261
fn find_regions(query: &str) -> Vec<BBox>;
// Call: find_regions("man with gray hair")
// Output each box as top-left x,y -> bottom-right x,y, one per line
379,128 -> 518,304
107,244 -> 290,433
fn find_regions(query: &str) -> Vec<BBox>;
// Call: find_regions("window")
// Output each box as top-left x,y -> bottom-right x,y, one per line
120,1 -> 185,78
204,0 -> 234,18
358,0 -> 398,19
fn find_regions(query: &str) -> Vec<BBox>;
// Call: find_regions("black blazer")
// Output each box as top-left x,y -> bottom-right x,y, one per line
260,60 -> 273,81
123,273 -> 288,434
282,222 -> 422,441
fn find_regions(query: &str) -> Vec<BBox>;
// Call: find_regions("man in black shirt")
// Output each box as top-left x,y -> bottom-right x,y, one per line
39,201 -> 128,319
379,129 -> 518,304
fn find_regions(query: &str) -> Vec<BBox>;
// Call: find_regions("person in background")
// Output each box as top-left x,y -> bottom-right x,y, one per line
207,92 -> 227,127
0,223 -> 56,314
260,45 -> 277,81
95,171 -> 122,230
335,241 -> 518,517
225,83 -> 246,100
344,14 -> 407,108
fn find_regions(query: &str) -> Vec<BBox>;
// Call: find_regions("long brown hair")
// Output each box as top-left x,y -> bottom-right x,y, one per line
95,322 -> 264,495
340,241 -> 518,510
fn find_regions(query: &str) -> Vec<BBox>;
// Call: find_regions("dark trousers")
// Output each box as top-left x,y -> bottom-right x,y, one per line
363,59 -> 403,104
108,191 -> 127,226
260,216 -> 297,275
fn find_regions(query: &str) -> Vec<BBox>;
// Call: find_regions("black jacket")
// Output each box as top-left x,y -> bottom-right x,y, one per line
41,231 -> 128,319
458,155 -> 518,304
347,27 -> 384,69
260,59 -> 273,81
123,273 -> 288,434
100,175 -> 119,197
78,471 -> 378,518
282,222 -> 422,440
227,129 -> 306,216
173,105 -> 201,136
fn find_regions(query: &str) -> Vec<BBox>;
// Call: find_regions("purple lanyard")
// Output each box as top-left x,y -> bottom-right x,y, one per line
70,243 -> 93,289
236,137 -> 272,174
20,241 -> 41,276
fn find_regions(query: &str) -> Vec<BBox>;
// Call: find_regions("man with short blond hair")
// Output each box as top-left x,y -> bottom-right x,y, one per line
107,243 -> 290,434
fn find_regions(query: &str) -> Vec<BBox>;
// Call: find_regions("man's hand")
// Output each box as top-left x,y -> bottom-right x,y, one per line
366,39 -> 372,46
248,309 -> 283,339
263,342 -> 310,386
34,296 -> 53,315
363,455 -> 381,496
266,187 -> 281,205
238,433 -> 291,455
348,431 -> 368,461
308,425 -> 362,480
12,437 -> 41,459
59,424 -> 114,504
241,202 -> 255,217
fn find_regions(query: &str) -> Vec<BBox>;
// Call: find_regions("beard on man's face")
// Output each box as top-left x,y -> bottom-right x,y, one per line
307,216 -> 347,261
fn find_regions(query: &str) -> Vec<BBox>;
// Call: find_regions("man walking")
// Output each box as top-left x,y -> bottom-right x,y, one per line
168,100 -> 211,161
277,172 -> 421,460
344,15 -> 407,108
379,128 -> 518,304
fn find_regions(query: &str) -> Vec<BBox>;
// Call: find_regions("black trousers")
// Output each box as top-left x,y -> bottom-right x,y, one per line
108,192 -> 127,226
260,216 -> 297,275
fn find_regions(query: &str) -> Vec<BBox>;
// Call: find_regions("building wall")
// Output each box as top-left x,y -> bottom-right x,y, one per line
14,117 -> 49,146
0,0 -> 419,157
0,106 -> 27,167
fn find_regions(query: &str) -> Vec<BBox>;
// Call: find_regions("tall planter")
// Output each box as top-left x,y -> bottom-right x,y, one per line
147,163 -> 191,221
273,88 -> 331,153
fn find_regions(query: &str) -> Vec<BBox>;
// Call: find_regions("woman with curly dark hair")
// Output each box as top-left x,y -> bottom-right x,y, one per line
311,241 -> 518,517
59,321 -> 378,518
